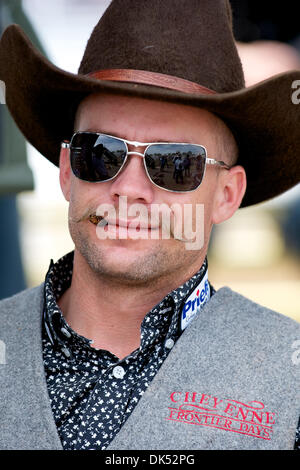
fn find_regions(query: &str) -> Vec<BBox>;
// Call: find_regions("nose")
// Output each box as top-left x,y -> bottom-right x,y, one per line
109,152 -> 155,205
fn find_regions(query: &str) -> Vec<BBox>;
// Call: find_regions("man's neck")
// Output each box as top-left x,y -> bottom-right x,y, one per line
58,250 -> 206,359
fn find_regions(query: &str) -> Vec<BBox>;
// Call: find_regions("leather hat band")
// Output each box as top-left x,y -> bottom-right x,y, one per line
87,69 -> 217,95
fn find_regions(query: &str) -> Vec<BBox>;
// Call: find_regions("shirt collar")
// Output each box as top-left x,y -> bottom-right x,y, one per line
43,251 -> 212,355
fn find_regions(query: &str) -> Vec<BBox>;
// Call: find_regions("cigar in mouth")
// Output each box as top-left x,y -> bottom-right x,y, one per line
88,214 -> 108,226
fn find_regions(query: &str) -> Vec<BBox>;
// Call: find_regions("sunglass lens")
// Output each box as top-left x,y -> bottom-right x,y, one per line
70,133 -> 127,182
145,144 -> 206,191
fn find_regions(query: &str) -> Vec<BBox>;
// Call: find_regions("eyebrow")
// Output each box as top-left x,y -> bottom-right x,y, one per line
78,128 -> 188,144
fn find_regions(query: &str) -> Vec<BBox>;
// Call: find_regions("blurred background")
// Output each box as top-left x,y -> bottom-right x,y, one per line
0,0 -> 299,321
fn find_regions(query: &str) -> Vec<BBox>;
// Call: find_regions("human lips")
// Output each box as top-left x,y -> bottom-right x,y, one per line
88,214 -> 159,232
113,218 -> 159,231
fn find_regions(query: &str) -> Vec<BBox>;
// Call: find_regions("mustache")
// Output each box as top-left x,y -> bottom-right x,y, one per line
68,207 -> 101,224
68,205 -> 196,243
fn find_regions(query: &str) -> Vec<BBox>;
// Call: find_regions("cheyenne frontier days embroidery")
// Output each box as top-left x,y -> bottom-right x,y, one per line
167,392 -> 275,440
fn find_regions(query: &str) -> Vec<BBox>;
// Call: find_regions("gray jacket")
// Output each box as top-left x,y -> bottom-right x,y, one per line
0,284 -> 299,450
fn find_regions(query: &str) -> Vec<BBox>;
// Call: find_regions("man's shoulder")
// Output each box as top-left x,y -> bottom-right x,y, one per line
0,284 -> 44,325
211,285 -> 300,329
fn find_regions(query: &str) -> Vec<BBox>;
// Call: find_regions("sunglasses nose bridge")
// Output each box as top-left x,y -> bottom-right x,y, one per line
125,138 -> 149,156
127,150 -> 145,158
123,145 -> 155,187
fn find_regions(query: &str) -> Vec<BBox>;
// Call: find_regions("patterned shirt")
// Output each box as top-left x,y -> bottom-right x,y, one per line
42,251 -> 211,450
42,251 -> 300,450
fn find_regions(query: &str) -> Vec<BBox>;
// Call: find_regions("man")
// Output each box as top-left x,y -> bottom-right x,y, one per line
174,155 -> 184,184
0,0 -> 299,450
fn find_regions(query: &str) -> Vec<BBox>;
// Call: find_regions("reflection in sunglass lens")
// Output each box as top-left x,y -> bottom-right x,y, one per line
70,133 -> 207,192
145,144 -> 206,191
70,133 -> 126,182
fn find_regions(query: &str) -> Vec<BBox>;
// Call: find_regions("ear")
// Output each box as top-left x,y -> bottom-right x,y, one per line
212,165 -> 247,224
59,144 -> 71,202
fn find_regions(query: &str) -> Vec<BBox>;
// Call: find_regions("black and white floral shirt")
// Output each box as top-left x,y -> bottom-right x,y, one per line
42,251 -> 211,450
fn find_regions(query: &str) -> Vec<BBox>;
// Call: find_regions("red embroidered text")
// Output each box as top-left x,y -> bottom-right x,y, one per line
166,392 -> 276,440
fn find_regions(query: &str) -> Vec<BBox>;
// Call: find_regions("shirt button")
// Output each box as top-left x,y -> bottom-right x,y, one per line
112,365 -> 126,379
61,327 -> 71,338
61,347 -> 71,358
165,338 -> 174,350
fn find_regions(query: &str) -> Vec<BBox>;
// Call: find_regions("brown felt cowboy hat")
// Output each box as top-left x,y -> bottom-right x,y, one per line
0,0 -> 299,207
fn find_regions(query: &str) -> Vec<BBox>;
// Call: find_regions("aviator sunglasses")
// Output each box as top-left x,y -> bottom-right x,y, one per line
63,131 -> 232,193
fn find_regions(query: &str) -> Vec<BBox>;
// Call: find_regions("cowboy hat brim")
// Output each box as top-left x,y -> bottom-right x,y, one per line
0,24 -> 299,207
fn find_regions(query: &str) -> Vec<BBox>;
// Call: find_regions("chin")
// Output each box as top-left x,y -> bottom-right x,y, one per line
76,237 -> 179,284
